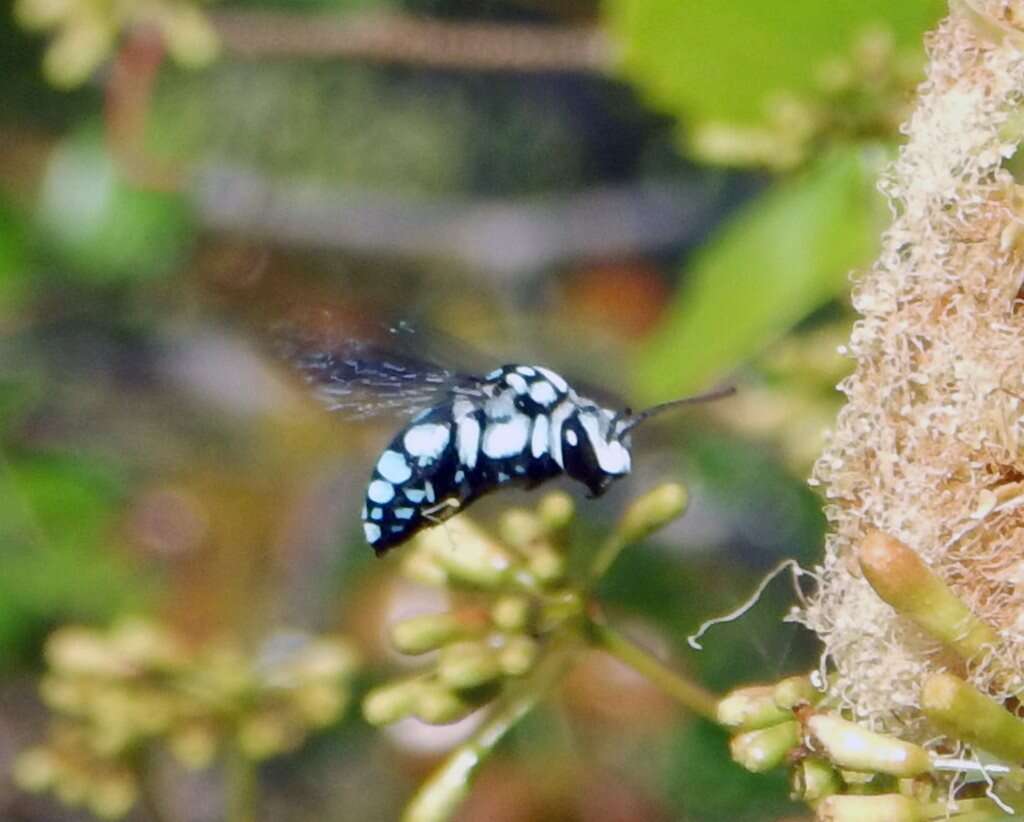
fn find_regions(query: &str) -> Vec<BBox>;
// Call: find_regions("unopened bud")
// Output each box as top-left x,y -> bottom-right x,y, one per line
491,596 -> 533,633
922,672 -> 1024,762
858,531 -> 998,662
437,642 -> 502,690
730,721 -> 800,773
815,794 -> 924,822
417,519 -> 516,589
363,679 -> 421,726
617,483 -> 688,545
414,684 -> 479,725
774,674 -> 822,711
390,613 -> 480,655
498,636 -> 538,677
718,685 -> 791,730
537,491 -> 574,533
806,714 -> 930,777
791,757 -> 841,803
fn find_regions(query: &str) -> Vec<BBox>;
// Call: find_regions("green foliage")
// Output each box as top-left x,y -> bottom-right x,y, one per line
634,147 -> 882,399
665,719 -> 795,822
0,198 -> 28,313
36,128 -> 192,284
0,454 -> 148,664
603,0 -> 943,126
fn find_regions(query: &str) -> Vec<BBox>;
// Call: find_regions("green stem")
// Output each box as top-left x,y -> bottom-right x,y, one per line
586,534 -> 628,587
402,639 -> 578,822
227,746 -> 257,822
586,617 -> 718,722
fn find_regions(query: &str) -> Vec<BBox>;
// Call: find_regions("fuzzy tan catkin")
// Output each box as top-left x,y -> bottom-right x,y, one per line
799,1 -> 1024,741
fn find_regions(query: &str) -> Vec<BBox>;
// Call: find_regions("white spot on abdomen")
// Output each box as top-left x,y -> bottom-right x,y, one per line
377,450 -> 412,483
529,381 -> 557,406
505,373 -> 528,394
364,522 -> 382,543
531,414 -> 548,458
403,423 -> 450,464
536,367 -> 568,393
482,417 -> 530,459
368,479 -> 395,503
456,416 -> 481,469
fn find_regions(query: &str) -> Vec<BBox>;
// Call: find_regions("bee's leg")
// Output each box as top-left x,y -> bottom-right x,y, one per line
423,497 -> 461,524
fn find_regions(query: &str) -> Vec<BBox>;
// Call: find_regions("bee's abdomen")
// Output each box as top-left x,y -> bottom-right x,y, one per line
362,369 -> 567,553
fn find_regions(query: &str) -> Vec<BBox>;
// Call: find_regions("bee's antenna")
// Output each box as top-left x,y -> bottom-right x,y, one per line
617,385 -> 736,437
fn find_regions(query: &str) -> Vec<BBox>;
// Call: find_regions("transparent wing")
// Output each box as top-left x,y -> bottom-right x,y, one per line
284,324 -> 487,420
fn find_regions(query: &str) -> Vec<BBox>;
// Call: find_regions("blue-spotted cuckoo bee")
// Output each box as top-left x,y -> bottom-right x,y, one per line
294,333 -> 732,555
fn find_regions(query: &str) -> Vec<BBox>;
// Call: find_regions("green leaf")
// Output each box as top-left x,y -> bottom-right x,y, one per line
664,719 -> 795,821
603,0 -> 943,126
36,127 -> 192,283
0,198 -> 28,311
633,147 -> 882,400
0,454 -> 149,666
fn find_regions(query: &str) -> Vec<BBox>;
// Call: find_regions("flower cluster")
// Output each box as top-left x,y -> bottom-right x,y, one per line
363,491 -> 581,727
14,0 -> 217,87
692,25 -> 923,170
14,618 -> 358,818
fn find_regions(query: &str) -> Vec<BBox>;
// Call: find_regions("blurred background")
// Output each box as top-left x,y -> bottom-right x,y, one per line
0,1 -> 944,820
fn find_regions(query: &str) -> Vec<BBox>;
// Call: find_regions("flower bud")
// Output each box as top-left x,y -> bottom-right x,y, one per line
390,613 -> 477,655
363,679 -> 421,726
498,636 -> 538,677
718,685 -> 792,730
730,721 -> 800,773
416,519 -> 516,589
805,715 -> 931,777
791,757 -> 841,803
921,672 -> 1024,762
414,684 -> 479,725
815,794 -> 924,822
437,642 -> 502,690
537,491 -> 574,533
858,531 -> 998,662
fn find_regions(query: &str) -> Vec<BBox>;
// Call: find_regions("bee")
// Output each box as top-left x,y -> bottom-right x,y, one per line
292,326 -> 732,555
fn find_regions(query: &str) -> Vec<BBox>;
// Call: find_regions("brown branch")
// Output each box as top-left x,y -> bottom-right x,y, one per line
212,10 -> 615,73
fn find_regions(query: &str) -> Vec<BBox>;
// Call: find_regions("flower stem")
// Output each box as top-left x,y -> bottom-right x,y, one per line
584,616 -> 718,722
402,638 -> 579,822
226,746 -> 257,822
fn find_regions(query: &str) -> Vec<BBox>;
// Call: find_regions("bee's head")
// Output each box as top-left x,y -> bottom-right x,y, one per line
560,406 -> 632,497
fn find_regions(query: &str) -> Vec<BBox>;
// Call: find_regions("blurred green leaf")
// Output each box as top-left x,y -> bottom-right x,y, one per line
0,453 -> 148,665
664,719 -> 795,821
36,127 -> 192,283
634,147 -> 882,399
603,0 -> 943,126
0,198 -> 28,311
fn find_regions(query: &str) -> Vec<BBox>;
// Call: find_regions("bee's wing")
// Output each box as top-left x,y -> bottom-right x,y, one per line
284,328 -> 487,420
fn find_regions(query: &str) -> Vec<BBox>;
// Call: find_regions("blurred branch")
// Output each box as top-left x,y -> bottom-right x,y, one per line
191,166 -> 726,278
212,11 -> 614,73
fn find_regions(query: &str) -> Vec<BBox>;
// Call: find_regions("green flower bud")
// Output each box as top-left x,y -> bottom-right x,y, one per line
791,757 -> 842,803
88,770 -> 137,819
437,642 -> 502,690
537,491 -> 574,533
922,672 -> 1024,762
858,531 -> 998,663
718,685 -> 792,730
391,613 -> 473,655
416,520 -> 517,589
168,723 -> 218,770
237,712 -> 295,760
815,794 -> 924,822
730,721 -> 800,773
12,748 -> 57,792
773,674 -> 822,711
806,715 -> 931,777
363,679 -> 421,726
414,684 -> 478,725
490,596 -> 533,633
616,483 -> 689,546
497,636 -> 538,677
